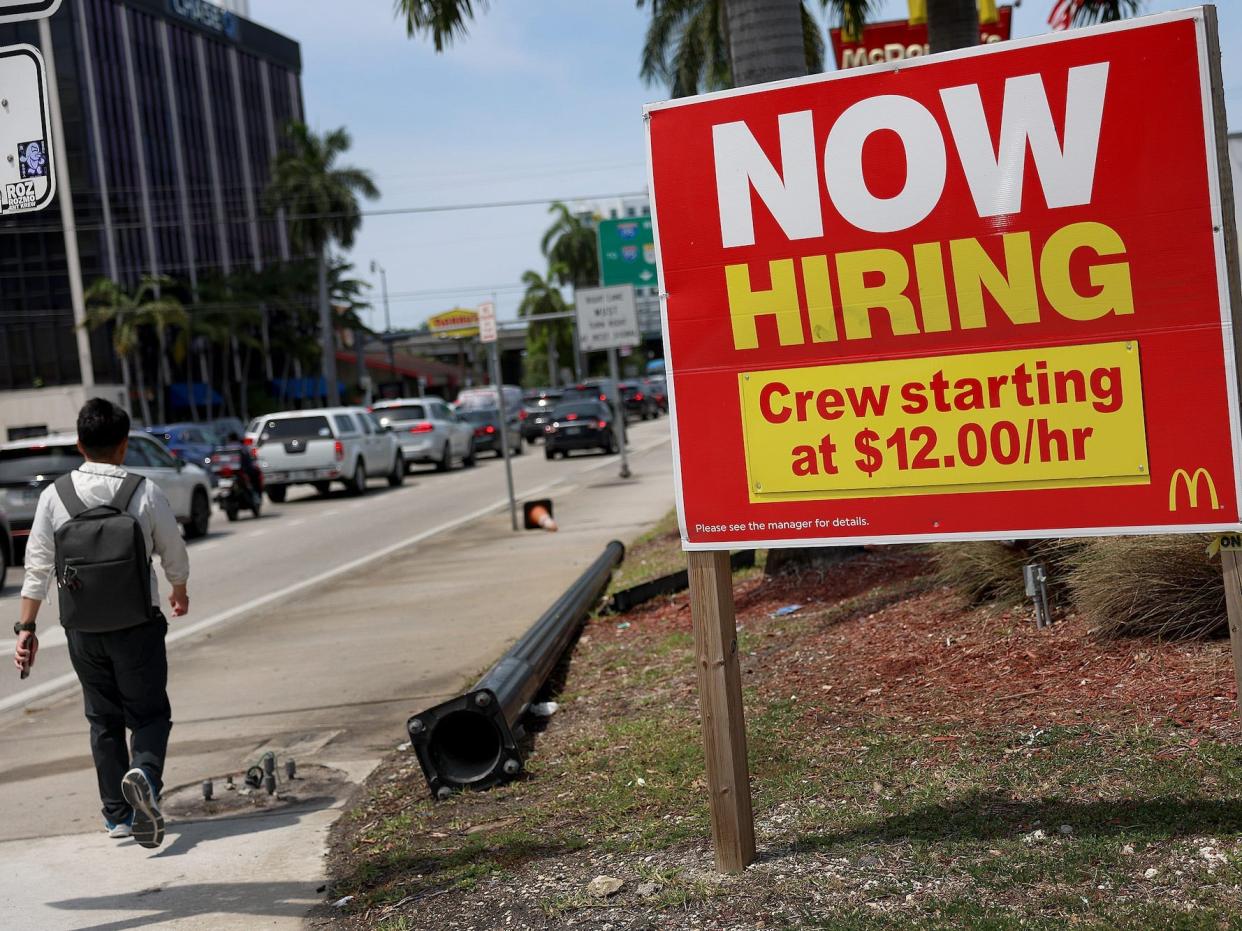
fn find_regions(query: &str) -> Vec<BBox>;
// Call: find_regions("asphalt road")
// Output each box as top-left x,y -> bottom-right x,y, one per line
0,420 -> 668,712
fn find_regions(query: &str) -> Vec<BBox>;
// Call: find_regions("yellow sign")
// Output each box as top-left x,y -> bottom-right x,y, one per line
1169,467 -> 1220,512
738,340 -> 1149,502
427,308 -> 479,338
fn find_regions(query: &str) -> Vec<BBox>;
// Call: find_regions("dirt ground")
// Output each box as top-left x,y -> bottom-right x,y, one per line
314,538 -> 1242,930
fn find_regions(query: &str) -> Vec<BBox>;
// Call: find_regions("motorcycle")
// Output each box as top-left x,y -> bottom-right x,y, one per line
208,447 -> 263,522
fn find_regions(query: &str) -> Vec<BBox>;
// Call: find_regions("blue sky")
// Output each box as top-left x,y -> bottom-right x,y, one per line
247,1 -> 1242,329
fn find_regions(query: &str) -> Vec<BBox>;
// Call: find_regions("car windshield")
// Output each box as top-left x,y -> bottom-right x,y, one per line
0,444 -> 83,482
462,409 -> 498,424
552,403 -> 605,419
258,416 -> 332,444
373,404 -> 426,423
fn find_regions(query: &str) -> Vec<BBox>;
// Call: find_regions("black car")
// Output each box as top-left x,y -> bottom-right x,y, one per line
520,389 -> 563,443
544,401 -> 617,459
620,381 -> 660,421
461,408 -> 523,457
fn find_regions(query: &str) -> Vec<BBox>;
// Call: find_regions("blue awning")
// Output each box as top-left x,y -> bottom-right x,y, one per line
168,382 -> 224,407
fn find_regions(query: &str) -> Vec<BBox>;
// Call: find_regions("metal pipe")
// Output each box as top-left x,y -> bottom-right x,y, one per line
407,540 -> 625,796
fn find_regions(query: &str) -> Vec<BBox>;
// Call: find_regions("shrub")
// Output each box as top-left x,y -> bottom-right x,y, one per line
932,541 -> 1031,605
1064,535 -> 1224,640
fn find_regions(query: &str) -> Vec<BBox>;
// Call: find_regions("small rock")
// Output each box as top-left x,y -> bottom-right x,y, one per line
1144,868 -> 1159,879
855,855 -> 880,868
1122,844 -> 1135,855
587,876 -> 624,898
1022,829 -> 1047,844
332,895 -> 354,908
1058,824 -> 1073,835
637,882 -> 661,898
396,742 -> 411,751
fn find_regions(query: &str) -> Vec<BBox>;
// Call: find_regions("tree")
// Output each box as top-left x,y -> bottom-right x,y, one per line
518,266 -> 573,387
84,276 -> 188,427
541,202 -> 599,290
265,123 -> 379,407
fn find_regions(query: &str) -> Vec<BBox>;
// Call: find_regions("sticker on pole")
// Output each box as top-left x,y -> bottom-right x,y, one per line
576,285 -> 641,352
0,0 -> 62,24
0,44 -> 54,215
645,8 -> 1242,550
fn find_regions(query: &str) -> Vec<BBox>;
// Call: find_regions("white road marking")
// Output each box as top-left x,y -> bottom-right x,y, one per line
0,434 -> 670,716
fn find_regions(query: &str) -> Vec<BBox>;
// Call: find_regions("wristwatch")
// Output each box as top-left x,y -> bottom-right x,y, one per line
13,621 -> 35,636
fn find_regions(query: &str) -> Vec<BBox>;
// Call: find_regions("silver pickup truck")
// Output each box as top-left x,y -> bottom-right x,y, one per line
255,407 -> 403,502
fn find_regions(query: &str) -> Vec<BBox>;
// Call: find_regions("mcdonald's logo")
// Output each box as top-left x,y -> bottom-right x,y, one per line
1168,468 -> 1220,511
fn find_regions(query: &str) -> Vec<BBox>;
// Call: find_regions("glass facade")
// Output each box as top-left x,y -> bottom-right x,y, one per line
0,0 -> 302,390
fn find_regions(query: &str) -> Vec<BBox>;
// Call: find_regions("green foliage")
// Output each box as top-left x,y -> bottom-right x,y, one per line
393,0 -> 488,50
518,267 -> 573,388
541,202 -> 598,289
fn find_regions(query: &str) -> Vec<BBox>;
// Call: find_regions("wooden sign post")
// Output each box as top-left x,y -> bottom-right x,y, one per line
687,551 -> 755,873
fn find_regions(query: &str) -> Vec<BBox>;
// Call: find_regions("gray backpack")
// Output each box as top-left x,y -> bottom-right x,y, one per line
54,473 -> 153,632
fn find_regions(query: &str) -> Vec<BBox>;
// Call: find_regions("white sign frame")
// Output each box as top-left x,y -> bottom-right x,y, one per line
0,0 -> 61,24
0,44 -> 55,216
576,284 -> 641,353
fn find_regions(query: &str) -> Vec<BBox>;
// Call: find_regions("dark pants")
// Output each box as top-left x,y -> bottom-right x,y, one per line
65,615 -> 172,824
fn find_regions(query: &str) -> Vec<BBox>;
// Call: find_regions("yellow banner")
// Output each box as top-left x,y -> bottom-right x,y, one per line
738,341 -> 1149,502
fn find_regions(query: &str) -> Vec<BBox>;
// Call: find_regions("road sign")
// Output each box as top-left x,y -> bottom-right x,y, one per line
646,8 -> 1242,551
829,6 -> 1013,70
598,216 -> 658,289
478,301 -> 498,343
576,285 -> 641,353
0,1 -> 62,24
0,45 -> 54,216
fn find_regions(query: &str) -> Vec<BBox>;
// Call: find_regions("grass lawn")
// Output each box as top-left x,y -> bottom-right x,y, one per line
318,525 -> 1242,930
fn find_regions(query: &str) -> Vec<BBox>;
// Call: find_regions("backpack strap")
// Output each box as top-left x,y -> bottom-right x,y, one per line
110,473 -> 146,512
54,473 -> 88,518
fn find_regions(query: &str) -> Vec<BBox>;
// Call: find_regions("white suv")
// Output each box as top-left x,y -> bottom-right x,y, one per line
255,407 -> 404,502
370,397 -> 476,472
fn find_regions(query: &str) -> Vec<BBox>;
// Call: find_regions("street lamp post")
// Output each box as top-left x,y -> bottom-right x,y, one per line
371,260 -> 398,393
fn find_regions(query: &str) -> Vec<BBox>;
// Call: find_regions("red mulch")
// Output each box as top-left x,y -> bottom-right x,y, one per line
603,547 -> 1241,739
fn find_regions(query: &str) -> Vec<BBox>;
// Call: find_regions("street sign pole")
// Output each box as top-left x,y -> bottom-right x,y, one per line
607,346 -> 630,479
480,301 -> 518,532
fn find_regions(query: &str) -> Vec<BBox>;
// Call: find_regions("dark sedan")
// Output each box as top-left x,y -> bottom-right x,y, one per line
544,401 -> 617,459
520,389 -> 563,443
461,408 -> 523,458
620,381 -> 659,421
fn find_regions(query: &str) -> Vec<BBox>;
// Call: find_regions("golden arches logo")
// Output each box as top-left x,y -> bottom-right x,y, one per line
1168,468 -> 1220,511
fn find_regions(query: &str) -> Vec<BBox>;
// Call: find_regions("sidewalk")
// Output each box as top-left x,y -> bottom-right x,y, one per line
0,434 -> 674,930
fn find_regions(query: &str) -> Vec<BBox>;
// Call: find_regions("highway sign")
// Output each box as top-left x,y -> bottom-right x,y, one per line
598,216 -> 657,289
0,44 -> 54,216
478,301 -> 498,343
0,0 -> 62,24
576,285 -> 641,352
646,8 -> 1242,550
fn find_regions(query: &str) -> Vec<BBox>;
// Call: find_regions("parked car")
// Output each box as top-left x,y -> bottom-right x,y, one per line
370,397 -> 476,471
255,407 -> 404,502
560,380 -> 620,408
460,408 -> 523,458
620,381 -> 660,421
520,389 -> 563,443
543,400 -> 618,459
643,376 -> 669,413
146,423 -> 218,473
0,506 -> 10,593
455,385 -> 524,413
0,431 -> 213,553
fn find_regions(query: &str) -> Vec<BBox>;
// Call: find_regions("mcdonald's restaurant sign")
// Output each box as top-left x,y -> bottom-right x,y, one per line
831,4 -> 1013,71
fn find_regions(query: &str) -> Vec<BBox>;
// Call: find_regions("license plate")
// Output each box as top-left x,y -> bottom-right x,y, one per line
290,470 -> 316,481
565,426 -> 582,435
5,487 -> 38,506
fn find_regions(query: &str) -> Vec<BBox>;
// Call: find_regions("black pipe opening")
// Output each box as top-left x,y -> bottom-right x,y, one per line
428,709 -> 504,786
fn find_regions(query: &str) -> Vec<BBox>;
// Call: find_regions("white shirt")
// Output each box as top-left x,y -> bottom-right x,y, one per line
21,461 -> 190,606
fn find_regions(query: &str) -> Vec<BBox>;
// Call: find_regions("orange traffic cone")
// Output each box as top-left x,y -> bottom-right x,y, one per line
523,499 -> 558,532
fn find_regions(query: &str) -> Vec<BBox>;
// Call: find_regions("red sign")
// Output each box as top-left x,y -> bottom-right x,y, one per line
645,10 -> 1242,550
830,7 -> 1014,71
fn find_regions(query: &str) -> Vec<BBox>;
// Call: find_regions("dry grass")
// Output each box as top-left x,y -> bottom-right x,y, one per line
932,542 -> 1031,605
1066,535 -> 1225,641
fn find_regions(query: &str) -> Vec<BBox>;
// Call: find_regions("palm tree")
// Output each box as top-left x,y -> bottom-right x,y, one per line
928,0 -> 1138,52
265,123 -> 379,407
541,203 -> 599,290
84,276 -> 188,427
518,266 -> 573,387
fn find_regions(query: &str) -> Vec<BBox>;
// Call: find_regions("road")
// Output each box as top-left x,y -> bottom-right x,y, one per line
0,419 -> 675,930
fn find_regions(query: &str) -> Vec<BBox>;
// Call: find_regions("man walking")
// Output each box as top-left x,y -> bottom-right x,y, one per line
12,399 -> 189,849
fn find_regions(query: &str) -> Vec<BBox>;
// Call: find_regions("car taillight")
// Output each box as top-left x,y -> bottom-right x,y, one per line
409,422 -> 434,434
485,425 -> 496,434
599,394 -> 608,402
545,424 -> 556,433
598,420 -> 609,430
334,440 -> 344,461
634,393 -> 644,401
242,436 -> 253,446
219,465 -> 234,478
566,413 -> 578,421
518,410 -> 527,421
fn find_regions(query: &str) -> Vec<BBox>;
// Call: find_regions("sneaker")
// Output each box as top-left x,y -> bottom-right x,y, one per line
105,815 -> 132,839
121,768 -> 164,849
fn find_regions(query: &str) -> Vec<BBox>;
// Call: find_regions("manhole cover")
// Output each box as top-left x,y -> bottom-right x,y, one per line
162,763 -> 349,819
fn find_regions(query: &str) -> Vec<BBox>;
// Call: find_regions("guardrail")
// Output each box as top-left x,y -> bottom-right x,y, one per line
406,540 -> 626,798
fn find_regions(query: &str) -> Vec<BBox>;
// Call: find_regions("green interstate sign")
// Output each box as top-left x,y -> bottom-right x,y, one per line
597,216 -> 657,289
